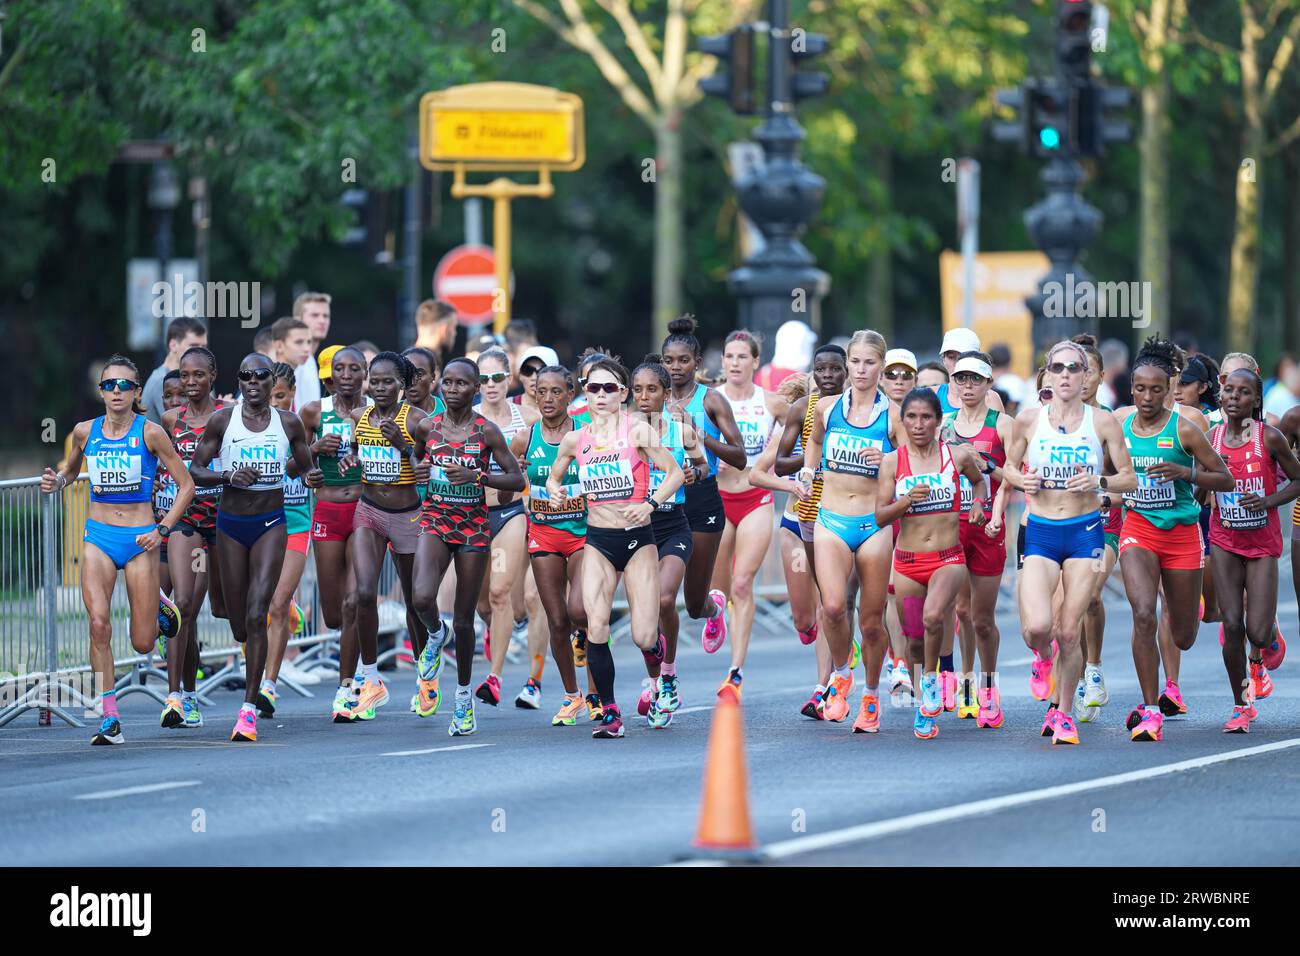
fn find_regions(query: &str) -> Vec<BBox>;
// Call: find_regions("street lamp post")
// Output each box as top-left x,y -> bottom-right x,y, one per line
148,159 -> 181,364
702,0 -> 830,364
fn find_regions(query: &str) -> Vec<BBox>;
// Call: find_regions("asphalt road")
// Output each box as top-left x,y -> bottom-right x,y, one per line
3,580 -> 1298,867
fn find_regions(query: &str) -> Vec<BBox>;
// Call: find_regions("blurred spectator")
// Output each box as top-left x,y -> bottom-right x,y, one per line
271,316 -> 313,370
1099,338 -> 1130,408
292,291 -> 331,408
413,299 -> 458,364
989,342 -> 1027,408
1263,360 -> 1300,424
1264,352 -> 1296,398
756,319 -> 816,390
253,326 -> 275,360
1172,330 -> 1199,357
350,340 -> 380,366
143,316 -> 207,423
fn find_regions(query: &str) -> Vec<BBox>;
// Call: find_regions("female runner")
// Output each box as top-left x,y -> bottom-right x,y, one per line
1116,338 -> 1232,742
1002,340 -> 1135,745
662,317 -> 747,659
546,358 -> 686,738
751,344 -> 848,718
410,358 -> 524,737
189,353 -> 319,742
339,352 -> 426,721
1209,368 -> 1300,730
42,356 -> 195,745
298,347 -> 369,721
801,331 -> 901,729
941,352 -> 1013,727
877,388 -> 986,738
472,347 -> 540,708
157,347 -> 228,729
629,356 -> 708,726
712,331 -> 789,693
510,365 -> 589,727
259,363 -> 315,718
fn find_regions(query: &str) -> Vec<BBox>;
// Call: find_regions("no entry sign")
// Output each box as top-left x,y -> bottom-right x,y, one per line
433,245 -> 500,325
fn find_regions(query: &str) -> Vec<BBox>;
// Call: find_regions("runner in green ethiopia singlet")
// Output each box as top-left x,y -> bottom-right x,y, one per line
283,469 -> 312,535
523,421 -> 587,537
317,395 -> 362,485
1122,410 -> 1200,529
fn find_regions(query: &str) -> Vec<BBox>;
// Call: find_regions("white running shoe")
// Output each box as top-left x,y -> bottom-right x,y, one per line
1083,664 -> 1108,707
1073,679 -> 1096,723
890,658 -> 913,700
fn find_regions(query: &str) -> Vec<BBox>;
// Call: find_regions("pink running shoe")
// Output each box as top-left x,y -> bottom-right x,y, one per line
1130,707 -> 1163,742
940,671 -> 957,712
1029,640 -> 1056,701
636,679 -> 655,717
797,621 -> 818,646
1158,679 -> 1187,716
231,708 -> 257,742
975,687 -> 1003,729
701,589 -> 728,654
1223,706 -> 1252,733
475,674 -> 502,707
1040,705 -> 1058,738
1264,624 -> 1286,670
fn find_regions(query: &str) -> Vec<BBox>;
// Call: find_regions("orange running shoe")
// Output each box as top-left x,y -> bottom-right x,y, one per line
353,678 -> 389,720
852,693 -> 881,734
1250,660 -> 1273,700
822,673 -> 854,722
414,677 -> 440,718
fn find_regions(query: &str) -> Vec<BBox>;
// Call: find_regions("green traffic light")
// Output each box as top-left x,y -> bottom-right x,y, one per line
1039,126 -> 1061,149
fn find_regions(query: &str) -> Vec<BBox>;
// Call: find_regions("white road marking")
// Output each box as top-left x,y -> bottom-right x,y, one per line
73,780 -> 201,801
761,737 -> 1300,860
381,743 -> 494,757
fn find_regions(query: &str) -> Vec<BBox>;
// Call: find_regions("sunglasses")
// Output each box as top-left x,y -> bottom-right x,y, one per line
99,378 -> 139,393
238,368 -> 274,382
1047,361 -> 1084,375
479,372 -> 509,384
585,382 -> 623,395
520,365 -> 543,378
953,372 -> 988,385
883,369 -> 915,381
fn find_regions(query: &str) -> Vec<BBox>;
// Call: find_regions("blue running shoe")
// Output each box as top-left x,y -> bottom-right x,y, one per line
92,716 -> 124,745
418,626 -> 445,682
448,696 -> 476,736
920,672 -> 942,718
913,709 -> 937,740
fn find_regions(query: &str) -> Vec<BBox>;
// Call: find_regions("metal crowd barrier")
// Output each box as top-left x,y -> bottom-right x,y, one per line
0,475 -> 405,729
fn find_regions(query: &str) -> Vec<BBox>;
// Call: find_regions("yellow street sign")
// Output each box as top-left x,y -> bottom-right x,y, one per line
939,250 -> 1049,380
420,83 -> 585,172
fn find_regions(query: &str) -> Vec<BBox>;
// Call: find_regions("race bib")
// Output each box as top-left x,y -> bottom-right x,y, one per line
89,451 -> 143,495
1215,491 -> 1267,530
283,474 -> 309,507
359,443 -> 402,483
1124,472 -> 1176,510
529,481 -> 586,521
323,421 -> 352,458
825,432 -> 883,478
579,457 -> 634,502
958,474 -> 976,515
229,441 -> 284,485
154,477 -> 177,515
897,474 -> 956,515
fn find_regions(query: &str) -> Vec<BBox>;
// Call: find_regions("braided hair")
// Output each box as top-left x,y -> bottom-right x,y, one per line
370,350 -> 416,389
632,353 -> 671,391
1132,335 -> 1181,379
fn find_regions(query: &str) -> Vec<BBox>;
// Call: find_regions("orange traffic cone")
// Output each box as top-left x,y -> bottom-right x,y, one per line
691,684 -> 758,859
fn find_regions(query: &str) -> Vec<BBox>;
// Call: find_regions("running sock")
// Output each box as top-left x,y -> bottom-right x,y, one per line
587,641 -> 616,704
261,679 -> 276,696
832,661 -> 851,681
940,653 -> 955,672
662,661 -> 676,677
240,702 -> 256,717
101,690 -> 119,718
361,663 -> 379,685
489,672 -> 501,682
456,685 -> 471,702
865,684 -> 878,697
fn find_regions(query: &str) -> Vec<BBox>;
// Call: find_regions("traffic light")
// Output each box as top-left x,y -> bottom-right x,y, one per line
1029,79 -> 1068,158
698,26 -> 756,115
790,29 -> 829,101
1057,0 -> 1093,83
992,85 -> 1030,151
1074,83 -> 1133,156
